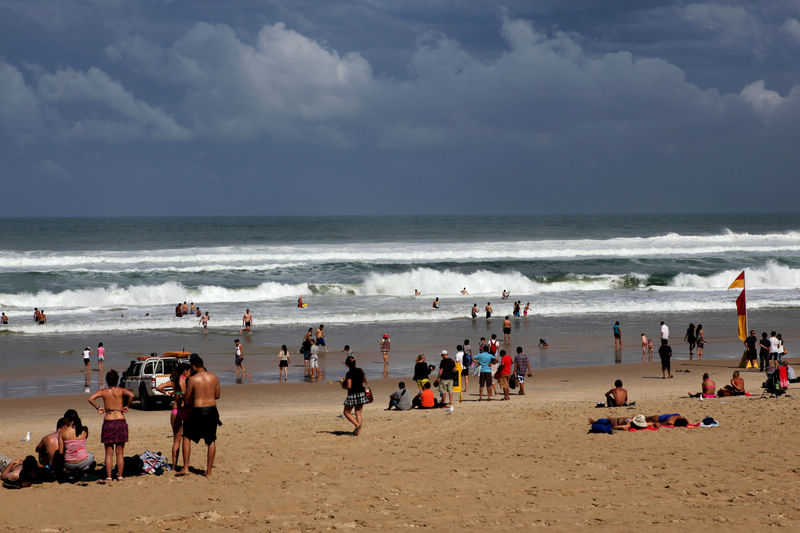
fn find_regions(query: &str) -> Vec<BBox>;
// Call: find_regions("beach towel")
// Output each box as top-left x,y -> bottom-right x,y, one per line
779,366 -> 790,389
628,426 -> 659,432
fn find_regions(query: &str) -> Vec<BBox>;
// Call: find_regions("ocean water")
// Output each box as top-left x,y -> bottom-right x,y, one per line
1,214 -> 799,336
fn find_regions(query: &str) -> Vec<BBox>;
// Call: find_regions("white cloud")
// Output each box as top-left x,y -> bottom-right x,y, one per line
779,18 -> 800,42
0,61 -> 43,141
739,80 -> 785,111
36,66 -> 191,141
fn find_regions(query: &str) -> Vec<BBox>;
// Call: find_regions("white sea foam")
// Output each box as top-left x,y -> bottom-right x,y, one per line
2,229 -> 800,271
668,261 -> 800,290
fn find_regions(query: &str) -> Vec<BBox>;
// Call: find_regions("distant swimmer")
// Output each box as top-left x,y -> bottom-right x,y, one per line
460,287 -> 469,295
485,302 -> 492,319
182,301 -> 189,315
471,304 -> 478,318
189,302 -> 196,314
298,296 -> 304,308
240,309 -> 253,333
432,297 -> 439,309
175,303 -> 183,317
1,312 -> 7,324
38,310 -> 46,324
414,289 -> 421,296
200,311 -> 210,333
501,290 -> 510,300
196,307 -> 201,317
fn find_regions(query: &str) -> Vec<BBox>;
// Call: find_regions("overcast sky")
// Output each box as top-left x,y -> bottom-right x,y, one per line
2,0 -> 800,216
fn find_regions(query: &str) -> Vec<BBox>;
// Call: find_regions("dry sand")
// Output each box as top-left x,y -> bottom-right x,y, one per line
1,357 -> 799,531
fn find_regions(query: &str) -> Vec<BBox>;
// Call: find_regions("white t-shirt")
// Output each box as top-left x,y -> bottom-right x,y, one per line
455,350 -> 464,366
83,349 -> 91,360
310,344 -> 319,360
770,336 -> 780,354
660,324 -> 669,340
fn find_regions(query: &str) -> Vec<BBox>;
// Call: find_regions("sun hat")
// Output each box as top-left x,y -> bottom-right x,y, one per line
700,416 -> 719,428
441,350 -> 448,355
631,414 -> 647,429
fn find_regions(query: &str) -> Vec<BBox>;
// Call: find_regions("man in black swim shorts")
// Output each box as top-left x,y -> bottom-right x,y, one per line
179,356 -> 221,478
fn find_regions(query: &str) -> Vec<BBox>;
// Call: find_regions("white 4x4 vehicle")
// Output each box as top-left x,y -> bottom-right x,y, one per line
120,352 -> 190,410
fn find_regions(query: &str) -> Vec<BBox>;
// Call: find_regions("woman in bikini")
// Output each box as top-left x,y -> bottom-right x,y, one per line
695,324 -> 705,360
155,362 -> 191,469
641,333 -> 648,361
88,369 -> 134,481
58,409 -> 94,475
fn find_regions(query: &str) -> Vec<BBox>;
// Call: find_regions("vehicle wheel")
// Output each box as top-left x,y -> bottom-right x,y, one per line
140,384 -> 151,410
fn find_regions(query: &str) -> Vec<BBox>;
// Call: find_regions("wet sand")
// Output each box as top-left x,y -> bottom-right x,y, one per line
1,357 -> 799,531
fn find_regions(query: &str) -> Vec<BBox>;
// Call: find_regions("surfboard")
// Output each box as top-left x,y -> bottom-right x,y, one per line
299,304 -> 309,308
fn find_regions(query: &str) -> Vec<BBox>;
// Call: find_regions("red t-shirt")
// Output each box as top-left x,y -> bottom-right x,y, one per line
420,389 -> 435,408
500,354 -> 513,375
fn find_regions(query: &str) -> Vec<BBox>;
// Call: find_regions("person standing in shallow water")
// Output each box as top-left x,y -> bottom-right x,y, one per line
613,321 -> 622,348
379,333 -> 391,378
684,323 -> 696,359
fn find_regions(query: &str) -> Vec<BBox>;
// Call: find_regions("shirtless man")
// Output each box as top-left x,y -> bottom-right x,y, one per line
200,311 -> 210,333
1,312 -> 8,324
379,333 -> 391,378
38,310 -> 46,324
414,289 -> 420,296
315,324 -> 327,352
471,304 -> 478,318
178,356 -> 220,477
604,380 -> 628,406
485,302 -> 493,319
190,302 -> 196,314
501,290 -> 509,300
35,418 -> 65,468
240,308 -> 253,333
461,287 -> 469,295
645,413 -> 689,427
182,301 -> 189,315
234,339 -> 246,382
33,308 -> 40,323
502,316 -> 512,344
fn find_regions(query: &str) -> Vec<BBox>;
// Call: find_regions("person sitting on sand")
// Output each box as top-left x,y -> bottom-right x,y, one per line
605,380 -> 629,407
35,417 -> 65,469
386,382 -> 412,411
58,409 -> 94,475
688,373 -> 716,398
718,371 -> 746,397
412,381 -> 439,409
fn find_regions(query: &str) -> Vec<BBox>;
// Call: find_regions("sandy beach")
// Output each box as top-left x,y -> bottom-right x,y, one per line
1,355 -> 799,531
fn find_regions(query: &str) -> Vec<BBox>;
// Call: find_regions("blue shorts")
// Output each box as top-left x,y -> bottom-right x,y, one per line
658,413 -> 680,423
316,337 -> 326,347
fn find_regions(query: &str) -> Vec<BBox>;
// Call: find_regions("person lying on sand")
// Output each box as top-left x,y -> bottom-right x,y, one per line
1,456 -> 48,487
588,414 -> 656,430
688,373 -> 716,398
645,414 -> 690,427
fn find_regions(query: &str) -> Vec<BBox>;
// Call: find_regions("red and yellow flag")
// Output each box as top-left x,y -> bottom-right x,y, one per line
728,271 -> 745,289
728,271 -> 746,341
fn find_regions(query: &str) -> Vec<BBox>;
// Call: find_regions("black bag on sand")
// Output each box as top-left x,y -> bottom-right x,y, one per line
509,374 -> 517,389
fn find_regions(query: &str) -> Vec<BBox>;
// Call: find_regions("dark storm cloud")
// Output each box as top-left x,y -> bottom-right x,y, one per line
1,1 -> 799,215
